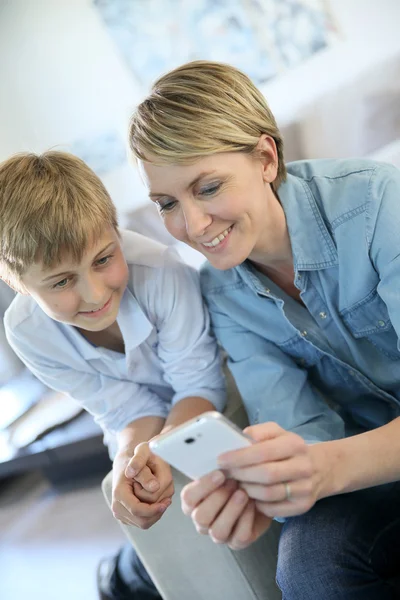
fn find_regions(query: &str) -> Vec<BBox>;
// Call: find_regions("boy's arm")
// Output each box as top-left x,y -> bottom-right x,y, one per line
162,396 -> 215,431
116,415 -> 166,461
154,250 -> 227,414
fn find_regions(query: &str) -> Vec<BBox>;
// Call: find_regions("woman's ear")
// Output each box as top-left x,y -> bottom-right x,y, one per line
256,134 -> 279,184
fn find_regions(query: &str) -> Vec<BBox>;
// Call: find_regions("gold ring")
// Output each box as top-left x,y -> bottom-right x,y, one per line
285,482 -> 292,501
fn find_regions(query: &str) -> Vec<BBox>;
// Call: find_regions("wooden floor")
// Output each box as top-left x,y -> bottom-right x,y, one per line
0,470 -> 126,600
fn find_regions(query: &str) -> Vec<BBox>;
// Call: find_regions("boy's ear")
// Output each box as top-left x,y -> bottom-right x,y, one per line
256,134 -> 279,184
0,274 -> 29,295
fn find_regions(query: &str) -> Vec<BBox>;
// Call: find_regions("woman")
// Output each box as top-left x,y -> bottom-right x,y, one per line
128,60 -> 400,598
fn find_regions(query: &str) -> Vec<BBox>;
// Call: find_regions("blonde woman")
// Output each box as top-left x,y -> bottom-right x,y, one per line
129,60 -> 400,598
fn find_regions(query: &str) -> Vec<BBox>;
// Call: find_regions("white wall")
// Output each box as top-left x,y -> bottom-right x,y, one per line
1,0 -> 400,219
261,0 -> 400,159
0,0 -> 148,218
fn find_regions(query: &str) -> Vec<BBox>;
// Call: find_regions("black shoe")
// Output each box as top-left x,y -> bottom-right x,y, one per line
97,547 -> 162,600
97,555 -> 118,600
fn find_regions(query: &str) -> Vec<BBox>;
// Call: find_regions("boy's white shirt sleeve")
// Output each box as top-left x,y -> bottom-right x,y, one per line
4,241 -> 226,436
4,323 -> 170,433
150,248 -> 226,411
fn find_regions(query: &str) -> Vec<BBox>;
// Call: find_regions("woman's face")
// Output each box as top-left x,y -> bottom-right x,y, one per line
139,138 -> 282,271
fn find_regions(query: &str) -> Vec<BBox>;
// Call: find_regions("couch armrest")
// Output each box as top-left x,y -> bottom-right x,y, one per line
102,370 -> 281,600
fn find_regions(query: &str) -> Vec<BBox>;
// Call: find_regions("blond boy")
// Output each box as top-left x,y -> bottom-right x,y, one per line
0,151 -> 226,599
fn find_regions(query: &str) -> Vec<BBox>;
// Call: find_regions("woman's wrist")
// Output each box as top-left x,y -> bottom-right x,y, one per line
309,439 -> 345,501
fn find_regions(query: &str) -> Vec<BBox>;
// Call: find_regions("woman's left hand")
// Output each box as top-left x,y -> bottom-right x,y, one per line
218,422 -> 323,519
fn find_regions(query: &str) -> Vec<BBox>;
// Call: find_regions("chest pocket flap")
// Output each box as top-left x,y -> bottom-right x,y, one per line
342,289 -> 391,337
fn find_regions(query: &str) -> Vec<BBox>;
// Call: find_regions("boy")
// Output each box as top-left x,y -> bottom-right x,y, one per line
0,151 -> 226,599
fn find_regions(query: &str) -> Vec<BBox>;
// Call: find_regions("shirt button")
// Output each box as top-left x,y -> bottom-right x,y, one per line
265,288 -> 270,293
300,330 -> 307,337
349,370 -> 356,377
319,312 -> 327,319
377,320 -> 386,328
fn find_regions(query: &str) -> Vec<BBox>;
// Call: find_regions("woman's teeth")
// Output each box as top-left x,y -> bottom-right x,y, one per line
202,227 -> 232,247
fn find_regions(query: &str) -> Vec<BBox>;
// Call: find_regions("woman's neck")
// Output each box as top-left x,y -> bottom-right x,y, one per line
250,192 -> 294,272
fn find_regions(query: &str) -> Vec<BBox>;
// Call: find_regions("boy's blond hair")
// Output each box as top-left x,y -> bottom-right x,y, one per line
129,60 -> 286,191
0,151 -> 118,286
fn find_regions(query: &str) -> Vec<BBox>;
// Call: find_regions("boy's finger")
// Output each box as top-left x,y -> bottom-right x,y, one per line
113,498 -> 171,528
125,442 -> 151,478
133,465 -> 160,492
122,497 -> 172,519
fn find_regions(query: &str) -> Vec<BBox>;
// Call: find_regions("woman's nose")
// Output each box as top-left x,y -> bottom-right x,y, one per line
183,202 -> 212,240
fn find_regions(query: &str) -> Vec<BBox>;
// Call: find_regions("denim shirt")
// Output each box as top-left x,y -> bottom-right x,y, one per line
200,159 -> 400,444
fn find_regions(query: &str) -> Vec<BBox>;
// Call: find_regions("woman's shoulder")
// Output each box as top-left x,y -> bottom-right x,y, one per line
287,158 -> 400,223
286,158 -> 393,182
200,261 -> 242,295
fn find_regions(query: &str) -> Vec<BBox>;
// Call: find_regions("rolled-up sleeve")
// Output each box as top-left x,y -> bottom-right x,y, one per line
5,324 -> 170,433
368,164 -> 400,343
153,251 -> 226,412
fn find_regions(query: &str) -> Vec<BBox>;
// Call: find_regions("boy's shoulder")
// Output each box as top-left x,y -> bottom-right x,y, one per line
120,229 -> 170,269
4,293 -> 43,333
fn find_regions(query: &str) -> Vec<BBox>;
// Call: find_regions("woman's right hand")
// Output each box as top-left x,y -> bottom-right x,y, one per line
180,470 -> 273,549
111,448 -> 172,529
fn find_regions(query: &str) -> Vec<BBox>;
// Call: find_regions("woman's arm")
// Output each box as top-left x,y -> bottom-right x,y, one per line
315,412 -> 400,499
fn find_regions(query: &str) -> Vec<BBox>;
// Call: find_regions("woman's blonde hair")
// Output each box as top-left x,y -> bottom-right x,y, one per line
0,151 -> 118,283
129,60 -> 286,190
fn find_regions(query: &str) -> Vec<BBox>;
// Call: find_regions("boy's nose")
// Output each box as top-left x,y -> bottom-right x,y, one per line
79,278 -> 105,306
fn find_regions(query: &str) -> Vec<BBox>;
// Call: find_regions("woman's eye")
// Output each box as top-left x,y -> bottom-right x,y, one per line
157,200 -> 177,213
53,278 -> 69,289
199,183 -> 221,196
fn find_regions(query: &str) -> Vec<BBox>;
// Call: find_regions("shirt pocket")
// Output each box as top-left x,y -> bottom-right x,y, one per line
341,289 -> 400,361
277,335 -> 323,368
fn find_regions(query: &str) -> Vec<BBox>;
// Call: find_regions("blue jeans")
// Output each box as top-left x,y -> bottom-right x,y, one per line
277,482 -> 400,599
110,543 -> 162,599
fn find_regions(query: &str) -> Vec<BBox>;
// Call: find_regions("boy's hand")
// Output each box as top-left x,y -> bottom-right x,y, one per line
126,441 -> 174,504
111,448 -> 172,529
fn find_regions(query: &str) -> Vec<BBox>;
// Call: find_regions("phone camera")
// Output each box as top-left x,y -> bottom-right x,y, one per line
184,437 -> 196,444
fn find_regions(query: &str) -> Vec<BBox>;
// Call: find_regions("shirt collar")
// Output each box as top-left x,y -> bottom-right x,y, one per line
117,286 -> 153,352
278,172 -> 338,271
235,171 -> 338,290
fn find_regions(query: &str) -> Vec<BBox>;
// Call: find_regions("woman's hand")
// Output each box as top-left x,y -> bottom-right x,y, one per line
181,470 -> 273,549
218,422 -> 322,518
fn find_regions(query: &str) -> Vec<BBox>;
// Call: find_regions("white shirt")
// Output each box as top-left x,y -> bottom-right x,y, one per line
4,231 -> 226,453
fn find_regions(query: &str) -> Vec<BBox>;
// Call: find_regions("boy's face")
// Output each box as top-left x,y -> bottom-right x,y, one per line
21,228 -> 129,332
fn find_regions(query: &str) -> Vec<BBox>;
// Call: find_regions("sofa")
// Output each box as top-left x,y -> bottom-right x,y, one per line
102,368 -> 282,599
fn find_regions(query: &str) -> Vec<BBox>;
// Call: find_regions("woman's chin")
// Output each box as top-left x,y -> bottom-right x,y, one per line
206,252 -> 245,271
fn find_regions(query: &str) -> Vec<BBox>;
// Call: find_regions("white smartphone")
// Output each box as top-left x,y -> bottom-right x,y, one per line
149,411 -> 252,480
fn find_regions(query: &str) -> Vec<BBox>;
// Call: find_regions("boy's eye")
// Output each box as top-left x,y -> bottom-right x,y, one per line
53,278 -> 69,289
96,255 -> 111,266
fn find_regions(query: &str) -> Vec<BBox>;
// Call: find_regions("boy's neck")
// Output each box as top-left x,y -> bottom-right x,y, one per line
78,320 -> 125,354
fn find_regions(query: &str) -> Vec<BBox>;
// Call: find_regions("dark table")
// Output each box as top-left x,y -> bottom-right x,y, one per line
0,411 -> 112,484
